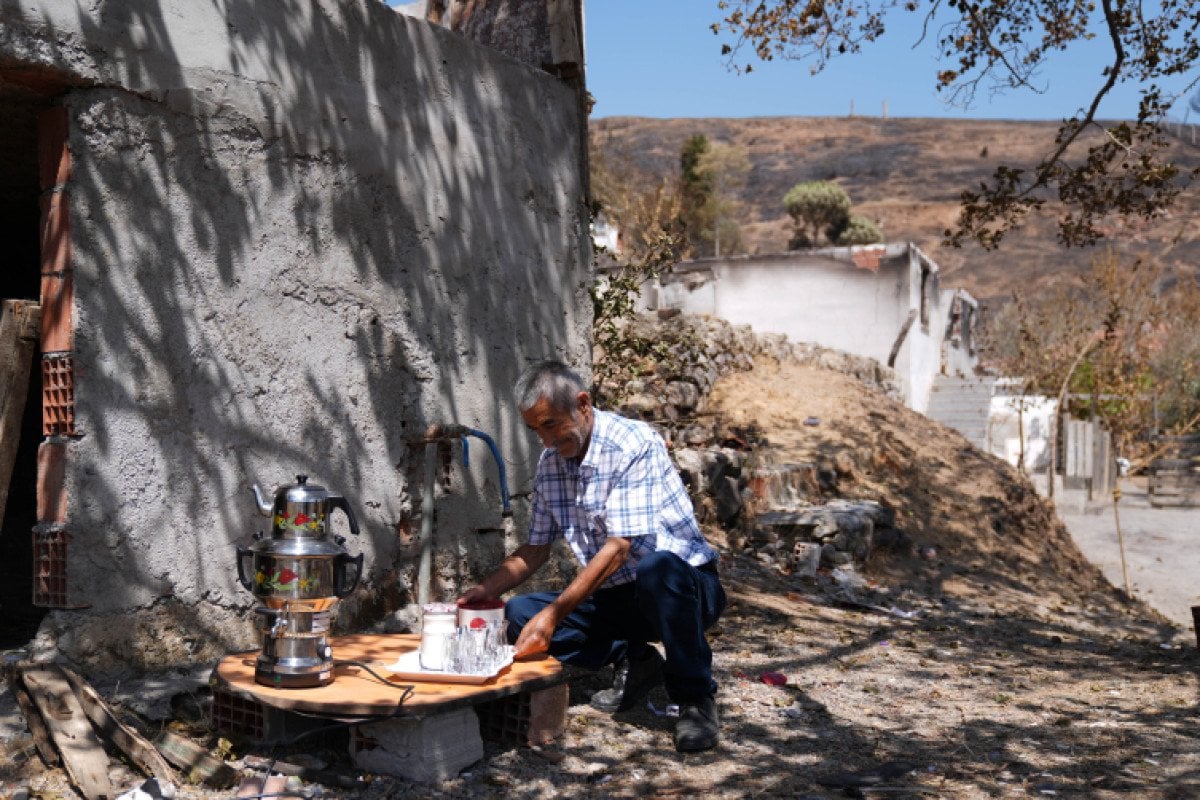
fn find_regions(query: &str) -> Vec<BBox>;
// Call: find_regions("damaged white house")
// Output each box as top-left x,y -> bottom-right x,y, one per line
644,243 -> 981,416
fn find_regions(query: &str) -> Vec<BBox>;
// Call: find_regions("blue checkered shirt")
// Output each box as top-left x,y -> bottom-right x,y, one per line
527,408 -> 718,588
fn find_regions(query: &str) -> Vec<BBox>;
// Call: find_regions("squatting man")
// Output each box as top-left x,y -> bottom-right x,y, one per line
459,360 -> 726,752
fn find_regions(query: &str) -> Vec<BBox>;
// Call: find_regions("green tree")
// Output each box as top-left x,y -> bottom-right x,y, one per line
589,131 -> 687,404
679,134 -> 713,256
783,180 -> 851,247
714,0 -> 1200,250
695,141 -> 751,256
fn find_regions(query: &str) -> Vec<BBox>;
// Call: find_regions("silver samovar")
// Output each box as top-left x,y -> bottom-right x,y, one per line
237,475 -> 363,688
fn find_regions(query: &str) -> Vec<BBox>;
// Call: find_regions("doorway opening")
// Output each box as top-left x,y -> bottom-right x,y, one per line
0,84 -> 52,646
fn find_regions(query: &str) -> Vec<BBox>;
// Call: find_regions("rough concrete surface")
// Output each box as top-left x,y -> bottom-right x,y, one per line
0,0 -> 592,669
1057,478 -> 1200,632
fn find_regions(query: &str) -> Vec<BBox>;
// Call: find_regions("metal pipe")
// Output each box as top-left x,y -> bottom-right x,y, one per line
413,423 -> 511,605
418,440 -> 436,606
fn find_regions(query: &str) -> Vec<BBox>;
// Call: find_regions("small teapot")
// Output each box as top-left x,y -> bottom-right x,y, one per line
251,474 -> 360,539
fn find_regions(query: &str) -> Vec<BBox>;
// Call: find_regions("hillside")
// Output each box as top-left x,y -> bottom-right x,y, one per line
591,116 -> 1200,305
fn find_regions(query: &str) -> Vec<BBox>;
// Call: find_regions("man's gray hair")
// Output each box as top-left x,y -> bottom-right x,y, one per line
516,360 -> 586,413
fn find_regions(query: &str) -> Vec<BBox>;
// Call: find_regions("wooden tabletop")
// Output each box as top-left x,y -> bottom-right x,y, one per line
213,633 -> 564,718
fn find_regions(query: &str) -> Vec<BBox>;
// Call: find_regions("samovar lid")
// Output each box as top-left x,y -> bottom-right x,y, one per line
281,475 -> 328,505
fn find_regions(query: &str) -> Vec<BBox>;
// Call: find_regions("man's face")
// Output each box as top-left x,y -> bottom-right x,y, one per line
521,392 -> 593,460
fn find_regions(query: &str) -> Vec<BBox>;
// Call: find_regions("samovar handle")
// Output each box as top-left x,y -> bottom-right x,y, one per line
334,553 -> 364,598
235,546 -> 257,592
327,496 -> 360,537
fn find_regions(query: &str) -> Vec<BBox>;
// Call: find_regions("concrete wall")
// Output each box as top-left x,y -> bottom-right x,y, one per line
654,244 -> 973,412
940,289 -> 980,379
1,0 -> 591,671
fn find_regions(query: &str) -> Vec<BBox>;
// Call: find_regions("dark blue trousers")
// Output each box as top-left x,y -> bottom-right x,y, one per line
505,551 -> 726,703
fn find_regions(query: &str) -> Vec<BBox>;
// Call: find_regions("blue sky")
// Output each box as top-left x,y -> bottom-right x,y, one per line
388,1 -> 1197,122
583,0 -> 1195,122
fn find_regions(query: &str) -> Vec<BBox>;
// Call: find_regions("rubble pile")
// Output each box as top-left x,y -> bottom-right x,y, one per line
749,500 -> 900,574
597,312 -> 903,571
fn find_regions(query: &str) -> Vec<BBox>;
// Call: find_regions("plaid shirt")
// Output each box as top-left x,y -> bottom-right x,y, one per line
527,408 -> 718,588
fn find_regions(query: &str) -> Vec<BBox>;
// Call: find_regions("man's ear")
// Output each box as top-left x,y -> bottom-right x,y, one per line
576,391 -> 591,413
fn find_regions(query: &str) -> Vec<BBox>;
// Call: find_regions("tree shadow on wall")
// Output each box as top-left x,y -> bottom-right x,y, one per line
14,0 -> 587,659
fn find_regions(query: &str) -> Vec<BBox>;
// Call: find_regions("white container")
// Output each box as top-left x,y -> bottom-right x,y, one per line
419,603 -> 457,671
457,599 -> 504,630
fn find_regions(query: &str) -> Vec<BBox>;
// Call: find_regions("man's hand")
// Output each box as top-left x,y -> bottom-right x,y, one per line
513,607 -> 557,658
457,584 -> 492,606
510,536 -> 633,659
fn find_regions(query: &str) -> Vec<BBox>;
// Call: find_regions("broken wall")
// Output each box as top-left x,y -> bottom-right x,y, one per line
0,0 -> 591,672
656,244 -> 973,413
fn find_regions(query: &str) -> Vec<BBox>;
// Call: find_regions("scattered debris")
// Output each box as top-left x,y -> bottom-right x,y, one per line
115,777 -> 175,800
60,665 -> 175,785
154,731 -> 238,789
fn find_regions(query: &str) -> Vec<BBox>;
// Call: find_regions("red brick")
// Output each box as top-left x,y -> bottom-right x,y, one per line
39,191 -> 73,352
41,355 -> 77,437
37,441 -> 69,523
851,248 -> 883,271
37,106 -> 70,190
32,524 -> 70,608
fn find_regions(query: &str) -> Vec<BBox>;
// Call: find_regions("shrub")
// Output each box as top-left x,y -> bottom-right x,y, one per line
835,214 -> 883,245
783,181 -> 851,247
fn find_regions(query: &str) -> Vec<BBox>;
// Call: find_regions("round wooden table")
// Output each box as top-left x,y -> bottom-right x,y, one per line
214,633 -> 564,718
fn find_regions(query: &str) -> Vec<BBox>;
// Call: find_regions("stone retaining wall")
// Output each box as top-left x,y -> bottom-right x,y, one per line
595,312 -> 904,572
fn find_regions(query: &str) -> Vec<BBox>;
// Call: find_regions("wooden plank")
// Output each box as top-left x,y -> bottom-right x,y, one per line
0,299 -> 41,528
152,730 -> 238,789
59,665 -> 175,785
2,662 -> 60,766
20,665 -> 113,800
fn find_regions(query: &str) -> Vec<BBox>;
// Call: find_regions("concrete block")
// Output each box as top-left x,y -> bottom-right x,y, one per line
526,683 -> 568,746
349,707 -> 483,783
791,542 -> 820,577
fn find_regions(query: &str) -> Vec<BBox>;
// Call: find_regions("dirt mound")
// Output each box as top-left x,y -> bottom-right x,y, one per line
707,358 -> 1130,616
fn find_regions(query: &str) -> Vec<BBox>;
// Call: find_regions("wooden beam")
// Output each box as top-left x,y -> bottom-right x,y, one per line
2,661 -> 60,767
0,299 -> 41,527
59,665 -> 176,785
19,665 -> 114,800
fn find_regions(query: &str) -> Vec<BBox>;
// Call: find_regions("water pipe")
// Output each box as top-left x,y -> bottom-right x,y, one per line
413,423 -> 512,606
460,428 -> 512,517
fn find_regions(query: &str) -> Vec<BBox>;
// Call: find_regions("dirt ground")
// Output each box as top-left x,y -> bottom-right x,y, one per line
4,360 -> 1199,799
